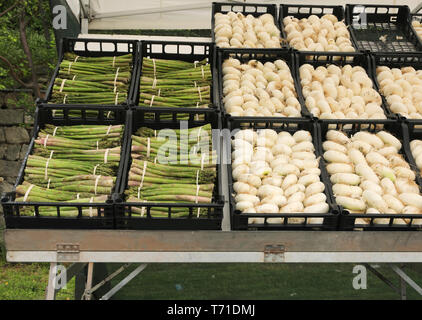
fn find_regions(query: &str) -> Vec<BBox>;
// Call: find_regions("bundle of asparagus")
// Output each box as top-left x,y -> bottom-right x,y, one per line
50,53 -> 132,105
125,124 -> 218,217
15,124 -> 124,217
138,57 -> 212,118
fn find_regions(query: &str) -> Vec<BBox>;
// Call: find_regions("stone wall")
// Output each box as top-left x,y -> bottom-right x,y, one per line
0,108 -> 33,213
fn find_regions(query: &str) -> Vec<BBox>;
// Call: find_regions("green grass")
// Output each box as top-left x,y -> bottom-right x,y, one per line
107,263 -> 422,300
0,262 -> 422,300
0,261 -> 74,300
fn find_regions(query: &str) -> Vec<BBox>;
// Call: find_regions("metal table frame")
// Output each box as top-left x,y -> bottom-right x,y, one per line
5,229 -> 422,300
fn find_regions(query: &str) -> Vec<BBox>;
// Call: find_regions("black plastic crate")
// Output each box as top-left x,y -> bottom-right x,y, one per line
226,117 -> 340,230
1,105 -> 129,229
211,2 -> 281,47
318,119 -> 422,231
402,120 -> 422,189
133,40 -> 217,115
113,108 -> 224,230
371,52 -> 422,122
345,4 -> 422,53
217,47 -> 310,121
41,37 -> 139,106
295,51 -> 394,120
279,5 -> 356,52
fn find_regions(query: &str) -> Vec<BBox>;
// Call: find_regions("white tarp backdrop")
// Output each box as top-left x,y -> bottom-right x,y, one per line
65,0 -> 422,31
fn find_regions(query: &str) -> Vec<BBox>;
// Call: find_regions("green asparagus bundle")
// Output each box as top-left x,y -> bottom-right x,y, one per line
125,124 -> 217,218
50,53 -> 133,105
138,57 -> 212,120
15,124 -> 124,217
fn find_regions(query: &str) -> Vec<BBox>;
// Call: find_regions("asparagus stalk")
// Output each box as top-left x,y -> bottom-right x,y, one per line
138,57 -> 212,110
125,123 -> 217,217
15,124 -> 124,217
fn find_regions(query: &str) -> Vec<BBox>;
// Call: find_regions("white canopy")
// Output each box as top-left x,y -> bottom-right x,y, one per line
66,0 -> 422,31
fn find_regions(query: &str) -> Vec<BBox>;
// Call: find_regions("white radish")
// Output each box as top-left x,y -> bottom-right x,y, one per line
303,193 -> 327,207
304,203 -> 329,213
324,150 -> 350,163
298,174 -> 320,187
355,164 -> 380,183
326,130 -> 350,144
330,173 -> 361,185
235,194 -> 260,205
362,190 -> 389,212
383,194 -> 404,213
256,203 -> 279,213
360,180 -> 383,195
326,163 -> 354,174
336,196 -> 366,211
285,183 -> 306,197
332,184 -> 363,198
305,182 -> 325,196
399,193 -> 422,209
376,131 -> 401,150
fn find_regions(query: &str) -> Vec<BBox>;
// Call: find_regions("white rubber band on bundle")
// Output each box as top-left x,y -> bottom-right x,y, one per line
53,127 -> 58,137
149,95 -> 155,107
137,185 -> 142,200
195,113 -> 199,121
96,141 -> 99,150
112,56 -> 116,68
113,67 -> 120,92
194,81 -> 197,87
67,62 -> 73,74
89,197 -> 94,217
201,153 -> 206,170
74,56 -> 79,63
44,158 -> 51,180
94,175 -> 101,195
23,184 -> 34,202
137,162 -> 148,199
197,127 -> 202,144
152,58 -> 156,76
201,66 -> 205,80
196,184 -> 201,218
157,88 -> 161,97
44,135 -> 49,148
93,164 -> 99,175
59,79 -> 66,92
152,78 -> 157,89
76,193 -> 80,200
197,86 -> 202,102
196,170 -> 200,186
140,161 -> 147,189
63,94 -> 68,104
114,92 -> 119,105
106,125 -> 112,136
154,157 -> 157,164
106,111 -> 111,119
104,149 -> 110,164
49,151 -> 54,159
72,75 -> 76,81
140,200 -> 147,217
194,61 -> 198,68
47,179 -> 51,189
154,130 -> 157,137
147,138 -> 151,157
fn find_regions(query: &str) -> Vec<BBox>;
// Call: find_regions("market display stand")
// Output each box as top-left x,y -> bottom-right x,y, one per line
5,5 -> 422,300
